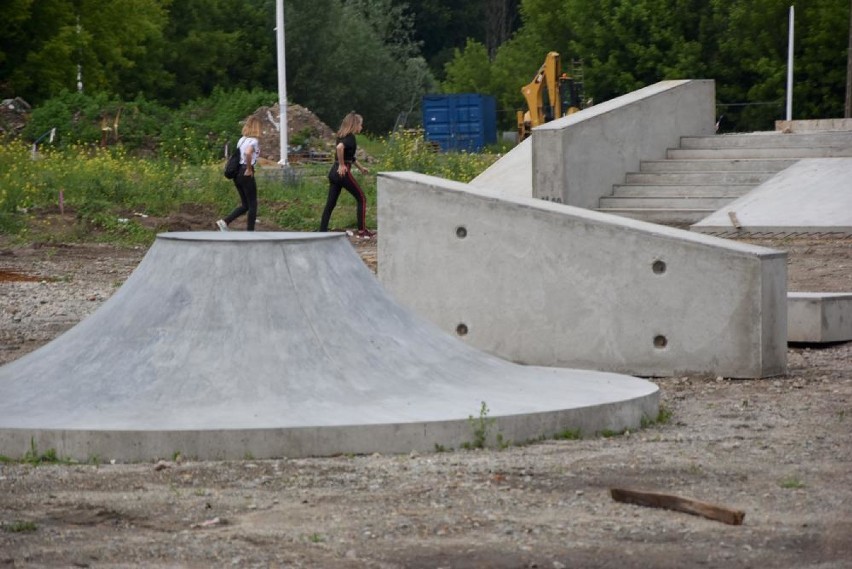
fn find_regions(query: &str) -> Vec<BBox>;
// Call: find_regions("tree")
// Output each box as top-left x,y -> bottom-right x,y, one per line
2,0 -> 169,104
400,0 -> 488,78
443,0 -> 849,132
286,0 -> 433,133
485,0 -> 518,59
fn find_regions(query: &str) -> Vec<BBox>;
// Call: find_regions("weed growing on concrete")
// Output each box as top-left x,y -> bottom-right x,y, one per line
553,428 -> 582,440
640,404 -> 673,429
462,401 -> 496,450
20,438 -> 68,465
599,429 -> 623,438
308,533 -> 325,543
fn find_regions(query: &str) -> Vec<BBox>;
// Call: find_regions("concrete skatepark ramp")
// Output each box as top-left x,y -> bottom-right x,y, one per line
692,158 -> 852,235
0,232 -> 658,462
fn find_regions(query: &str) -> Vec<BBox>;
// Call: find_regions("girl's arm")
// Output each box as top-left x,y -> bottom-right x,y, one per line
244,144 -> 256,176
336,142 -> 346,176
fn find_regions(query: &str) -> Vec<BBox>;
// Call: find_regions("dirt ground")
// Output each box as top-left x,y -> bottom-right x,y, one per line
0,221 -> 850,568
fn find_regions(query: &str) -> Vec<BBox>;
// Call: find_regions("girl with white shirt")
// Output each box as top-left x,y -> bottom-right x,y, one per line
217,116 -> 261,231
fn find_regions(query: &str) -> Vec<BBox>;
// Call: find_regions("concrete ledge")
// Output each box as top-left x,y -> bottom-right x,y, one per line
533,80 -> 716,209
776,119 -> 852,133
788,292 -> 852,343
378,172 -> 788,379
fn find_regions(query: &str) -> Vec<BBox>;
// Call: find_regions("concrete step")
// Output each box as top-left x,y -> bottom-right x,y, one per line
640,158 -> 798,173
668,146 -> 852,159
624,171 -> 777,185
680,131 -> 852,149
600,196 -> 735,209
611,184 -> 752,198
597,208 -> 713,224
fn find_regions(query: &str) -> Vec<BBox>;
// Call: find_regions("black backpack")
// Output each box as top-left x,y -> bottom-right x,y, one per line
223,138 -> 243,179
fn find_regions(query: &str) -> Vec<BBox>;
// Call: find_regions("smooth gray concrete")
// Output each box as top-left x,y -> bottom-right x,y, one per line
533,80 -> 716,209
692,159 -> 852,234
0,232 -> 659,462
788,292 -> 852,343
470,137 -> 533,198
603,131 -> 852,225
776,119 -> 852,133
378,172 -> 788,379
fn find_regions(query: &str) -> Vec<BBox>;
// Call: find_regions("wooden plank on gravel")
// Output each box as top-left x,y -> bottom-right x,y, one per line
610,488 -> 745,526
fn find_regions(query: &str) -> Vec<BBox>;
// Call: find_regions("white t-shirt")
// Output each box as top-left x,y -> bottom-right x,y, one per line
238,136 -> 259,166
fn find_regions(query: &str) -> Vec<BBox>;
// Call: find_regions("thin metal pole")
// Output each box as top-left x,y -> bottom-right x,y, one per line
786,5 -> 794,121
276,0 -> 289,166
845,0 -> 852,118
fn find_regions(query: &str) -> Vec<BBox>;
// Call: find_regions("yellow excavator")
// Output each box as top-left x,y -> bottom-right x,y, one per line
517,52 -> 584,141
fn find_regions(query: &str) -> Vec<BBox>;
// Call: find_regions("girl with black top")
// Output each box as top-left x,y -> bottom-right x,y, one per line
319,112 -> 373,238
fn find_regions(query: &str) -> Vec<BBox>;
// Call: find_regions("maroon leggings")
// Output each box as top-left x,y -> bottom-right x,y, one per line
319,165 -> 366,232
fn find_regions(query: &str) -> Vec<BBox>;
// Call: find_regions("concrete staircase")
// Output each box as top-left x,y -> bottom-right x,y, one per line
597,130 -> 852,226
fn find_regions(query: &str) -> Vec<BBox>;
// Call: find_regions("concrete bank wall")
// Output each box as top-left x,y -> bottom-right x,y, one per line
533,79 -> 716,209
378,172 -> 788,378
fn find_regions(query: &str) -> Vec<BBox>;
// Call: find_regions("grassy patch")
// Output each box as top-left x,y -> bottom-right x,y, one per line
780,476 -> 806,489
640,404 -> 673,428
2,521 -> 37,533
1,134 -> 502,240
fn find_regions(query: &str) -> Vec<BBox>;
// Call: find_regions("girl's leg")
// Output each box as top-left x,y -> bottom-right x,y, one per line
342,171 -> 367,231
244,175 -> 258,231
224,174 -> 249,224
319,183 -> 343,231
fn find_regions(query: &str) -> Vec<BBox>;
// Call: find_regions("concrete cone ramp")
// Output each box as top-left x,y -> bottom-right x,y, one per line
0,232 -> 658,461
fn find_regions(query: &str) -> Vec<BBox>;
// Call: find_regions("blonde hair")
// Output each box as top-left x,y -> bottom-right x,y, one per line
336,112 -> 363,138
242,115 -> 262,137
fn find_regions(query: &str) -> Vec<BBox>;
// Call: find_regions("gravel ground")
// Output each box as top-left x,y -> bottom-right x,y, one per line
0,233 -> 850,568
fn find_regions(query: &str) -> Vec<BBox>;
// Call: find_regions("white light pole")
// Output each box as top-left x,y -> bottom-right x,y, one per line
276,0 -> 289,166
786,5 -> 795,121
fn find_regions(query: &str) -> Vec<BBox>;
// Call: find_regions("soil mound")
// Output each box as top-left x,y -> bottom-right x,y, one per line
248,103 -> 338,165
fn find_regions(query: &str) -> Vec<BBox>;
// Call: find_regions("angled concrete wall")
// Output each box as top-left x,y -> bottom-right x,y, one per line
533,79 -> 716,208
378,172 -> 788,378
470,137 -> 533,198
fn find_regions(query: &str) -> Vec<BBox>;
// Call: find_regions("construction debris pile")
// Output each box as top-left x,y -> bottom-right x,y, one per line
249,102 -> 338,165
0,98 -> 31,136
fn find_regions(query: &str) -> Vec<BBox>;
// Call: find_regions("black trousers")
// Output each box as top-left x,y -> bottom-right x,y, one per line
319,165 -> 366,232
224,165 -> 257,231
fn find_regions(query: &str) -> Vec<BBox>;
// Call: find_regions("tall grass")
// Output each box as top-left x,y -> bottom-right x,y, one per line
0,132 -> 503,244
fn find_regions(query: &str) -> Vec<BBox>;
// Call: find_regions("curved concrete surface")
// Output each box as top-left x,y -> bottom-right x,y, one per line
0,232 -> 658,461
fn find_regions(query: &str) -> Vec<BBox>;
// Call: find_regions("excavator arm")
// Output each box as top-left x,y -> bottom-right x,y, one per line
517,52 -> 583,141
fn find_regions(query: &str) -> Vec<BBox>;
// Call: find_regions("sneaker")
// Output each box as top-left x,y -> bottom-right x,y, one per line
356,229 -> 375,239
216,219 -> 228,232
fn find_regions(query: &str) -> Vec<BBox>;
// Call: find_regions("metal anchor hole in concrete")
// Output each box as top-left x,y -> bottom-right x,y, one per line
456,226 -> 467,239
456,323 -> 469,336
654,335 -> 668,348
652,260 -> 667,274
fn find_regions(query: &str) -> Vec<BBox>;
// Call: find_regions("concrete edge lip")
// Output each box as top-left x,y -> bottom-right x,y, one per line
0,392 -> 660,462
158,231 -> 343,242
0,231 -> 660,462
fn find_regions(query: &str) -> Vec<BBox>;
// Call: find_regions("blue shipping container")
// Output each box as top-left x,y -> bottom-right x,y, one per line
422,94 -> 497,152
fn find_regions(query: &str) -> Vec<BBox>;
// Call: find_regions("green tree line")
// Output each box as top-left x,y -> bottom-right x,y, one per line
0,0 -> 435,134
1,0 -> 848,139
444,0 -> 850,131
